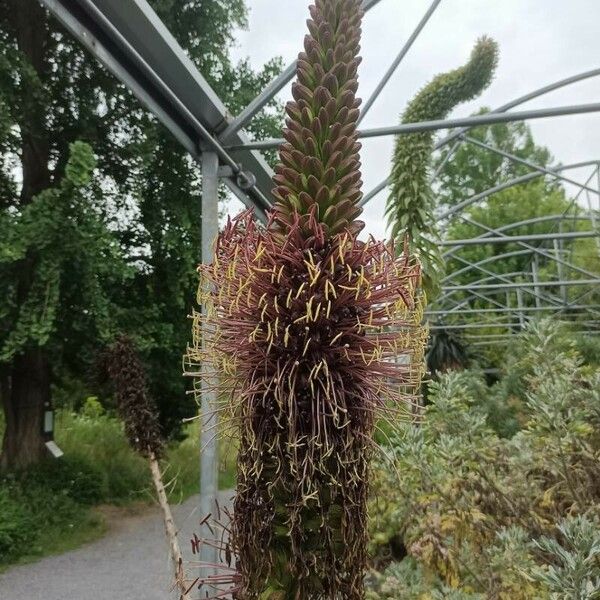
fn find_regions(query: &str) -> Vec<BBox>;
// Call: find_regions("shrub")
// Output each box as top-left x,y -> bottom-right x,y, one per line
55,404 -> 150,503
368,320 -> 600,598
0,485 -> 34,561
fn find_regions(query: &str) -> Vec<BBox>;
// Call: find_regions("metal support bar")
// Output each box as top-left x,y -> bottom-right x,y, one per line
553,227 -> 567,303
439,160 -> 599,220
444,209 -> 600,286
516,289 -> 525,327
357,0 -> 443,124
428,321 -> 584,331
469,331 -> 600,345
591,165 -> 600,255
39,0 -> 274,218
426,305 -> 600,316
440,230 -> 599,246
461,135 -> 600,197
442,279 -> 600,292
443,213 -> 593,259
442,249 -> 530,282
443,254 -> 562,308
233,103 -> 600,151
435,271 -> 542,320
532,256 -> 541,308
199,151 -> 219,572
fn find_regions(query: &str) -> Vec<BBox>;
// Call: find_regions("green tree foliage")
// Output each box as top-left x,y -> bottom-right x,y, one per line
0,141 -> 125,362
434,115 -> 555,208
0,0 -> 283,467
386,38 -> 499,299
368,320 -> 600,599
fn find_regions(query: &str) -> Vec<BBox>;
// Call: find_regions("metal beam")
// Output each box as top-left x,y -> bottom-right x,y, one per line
40,0 -> 273,221
461,135 -> 600,197
470,332 -> 600,346
426,305 -> 600,316
200,151 -> 219,570
235,103 -> 600,151
439,160 -> 599,220
357,0 -> 443,124
429,321 -> 599,330
444,213 -> 600,284
442,279 -> 600,292
441,230 -> 599,246
218,0 -> 384,142
443,254 -> 563,308
444,214 -> 592,257
441,215 -> 596,285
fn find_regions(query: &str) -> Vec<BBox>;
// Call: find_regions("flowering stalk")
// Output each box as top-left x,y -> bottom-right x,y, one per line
186,1 -> 426,597
104,337 -> 190,599
385,37 -> 499,299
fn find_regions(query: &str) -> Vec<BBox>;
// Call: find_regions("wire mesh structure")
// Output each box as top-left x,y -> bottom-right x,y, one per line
39,0 -> 600,580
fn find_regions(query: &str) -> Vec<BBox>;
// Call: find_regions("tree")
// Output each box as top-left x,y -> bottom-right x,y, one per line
434,114 -> 555,208
386,38 -> 498,300
186,0 -> 426,596
0,141 -> 125,469
0,0 -> 282,469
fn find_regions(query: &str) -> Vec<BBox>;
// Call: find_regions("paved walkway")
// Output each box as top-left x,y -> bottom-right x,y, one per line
0,491 -> 234,600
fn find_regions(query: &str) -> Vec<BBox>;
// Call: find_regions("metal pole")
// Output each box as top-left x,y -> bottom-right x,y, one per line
428,321 -> 600,331
461,135 -> 600,197
444,254 -> 561,308
440,230 -> 599,246
200,150 -> 219,572
444,197 -> 600,285
442,279 -> 600,292
440,161 -> 598,221
358,0 -> 443,124
532,256 -> 541,309
232,103 -> 600,151
426,305 -> 600,316
516,289 -> 525,328
554,223 -> 567,303
592,165 -> 600,255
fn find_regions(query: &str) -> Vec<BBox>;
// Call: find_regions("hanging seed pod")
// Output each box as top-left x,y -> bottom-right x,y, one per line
104,335 -> 163,457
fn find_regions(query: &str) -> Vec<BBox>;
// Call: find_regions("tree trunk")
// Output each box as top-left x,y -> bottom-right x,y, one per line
0,0 -> 51,471
0,349 -> 50,470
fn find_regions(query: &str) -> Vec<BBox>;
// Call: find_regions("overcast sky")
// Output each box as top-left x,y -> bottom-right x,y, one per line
226,0 -> 600,240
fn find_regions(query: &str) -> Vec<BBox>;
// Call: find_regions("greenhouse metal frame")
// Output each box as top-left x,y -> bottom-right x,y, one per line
38,0 -> 600,566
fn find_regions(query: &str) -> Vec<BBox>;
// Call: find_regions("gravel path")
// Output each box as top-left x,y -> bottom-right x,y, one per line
0,491 -> 234,600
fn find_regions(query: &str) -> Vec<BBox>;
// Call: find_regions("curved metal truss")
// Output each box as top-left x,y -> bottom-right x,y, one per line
39,0 -> 600,551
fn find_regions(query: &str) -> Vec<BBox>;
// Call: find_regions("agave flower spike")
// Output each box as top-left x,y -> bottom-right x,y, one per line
186,1 -> 427,597
386,37 -> 499,299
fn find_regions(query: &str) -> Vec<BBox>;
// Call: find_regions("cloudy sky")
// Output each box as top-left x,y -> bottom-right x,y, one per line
227,0 -> 600,240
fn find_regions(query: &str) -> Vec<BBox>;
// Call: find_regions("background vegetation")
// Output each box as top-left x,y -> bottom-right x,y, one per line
367,320 -> 600,599
0,397 -> 235,567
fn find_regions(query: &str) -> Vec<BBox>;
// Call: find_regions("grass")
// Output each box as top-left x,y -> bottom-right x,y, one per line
0,399 -> 237,568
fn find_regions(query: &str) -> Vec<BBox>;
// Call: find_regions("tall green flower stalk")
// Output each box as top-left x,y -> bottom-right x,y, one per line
186,1 -> 426,597
385,37 -> 499,299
